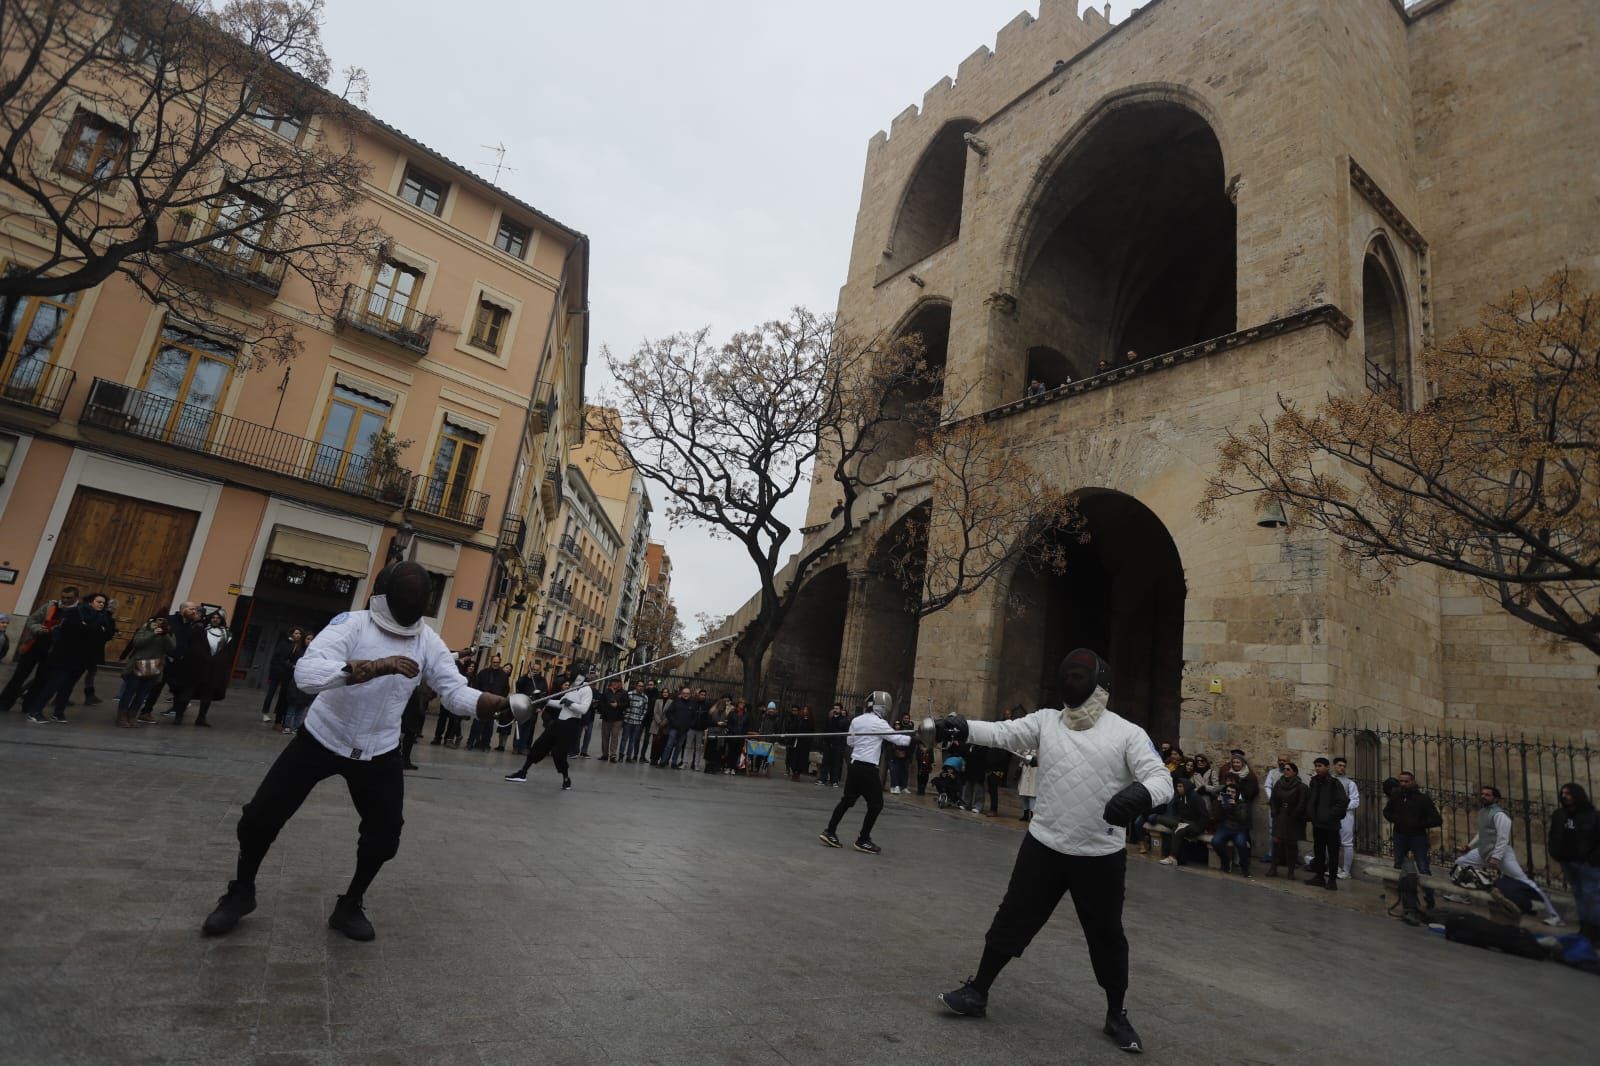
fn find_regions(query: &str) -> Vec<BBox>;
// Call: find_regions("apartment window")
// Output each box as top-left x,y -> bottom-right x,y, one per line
494,218 -> 529,259
366,260 -> 423,325
424,571 -> 448,617
57,109 -> 129,181
399,165 -> 446,216
140,326 -> 235,444
1,288 -> 78,398
247,102 -> 304,142
469,298 -> 510,354
312,383 -> 394,488
206,187 -> 275,265
427,421 -> 483,514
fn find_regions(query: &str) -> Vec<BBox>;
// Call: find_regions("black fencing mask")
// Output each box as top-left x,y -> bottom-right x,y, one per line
1057,648 -> 1110,708
374,561 -> 431,627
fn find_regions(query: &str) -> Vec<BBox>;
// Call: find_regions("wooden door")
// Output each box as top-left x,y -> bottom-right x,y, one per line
31,488 -> 199,655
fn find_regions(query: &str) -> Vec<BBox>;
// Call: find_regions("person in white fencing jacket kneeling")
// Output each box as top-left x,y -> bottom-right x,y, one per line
934,649 -> 1173,1054
201,563 -> 507,942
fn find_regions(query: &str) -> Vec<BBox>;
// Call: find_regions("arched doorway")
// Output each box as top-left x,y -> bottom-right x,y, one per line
996,491 -> 1185,742
863,301 -> 948,480
854,504 -> 928,714
882,119 -> 977,278
1014,101 -> 1235,377
1361,237 -> 1409,407
766,564 -> 848,699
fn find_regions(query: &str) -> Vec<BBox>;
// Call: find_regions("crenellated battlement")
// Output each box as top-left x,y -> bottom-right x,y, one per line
868,1 -> 1116,154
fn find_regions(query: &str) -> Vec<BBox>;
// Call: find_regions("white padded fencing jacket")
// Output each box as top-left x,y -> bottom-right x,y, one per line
967,694 -> 1173,857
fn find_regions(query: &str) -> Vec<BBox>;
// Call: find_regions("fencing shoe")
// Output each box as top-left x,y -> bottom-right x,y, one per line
201,881 -> 256,937
504,771 -> 527,783
1104,1009 -> 1143,1053
328,895 -> 375,941
854,838 -> 882,855
561,774 -> 573,791
938,978 -> 987,1018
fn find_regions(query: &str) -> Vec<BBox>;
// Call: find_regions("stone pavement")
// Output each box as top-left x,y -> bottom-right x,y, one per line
0,695 -> 1593,1065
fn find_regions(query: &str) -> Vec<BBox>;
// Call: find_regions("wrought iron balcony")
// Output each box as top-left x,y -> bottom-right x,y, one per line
170,213 -> 287,295
0,361 -> 75,417
537,633 -> 565,655
408,474 -> 489,529
559,533 -> 579,559
80,377 -> 411,505
530,380 -> 555,433
338,284 -> 437,356
498,513 -> 527,557
526,551 -> 546,580
541,458 -> 563,519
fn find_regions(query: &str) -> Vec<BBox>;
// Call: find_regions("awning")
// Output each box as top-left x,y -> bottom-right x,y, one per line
411,537 -> 459,574
265,526 -> 371,578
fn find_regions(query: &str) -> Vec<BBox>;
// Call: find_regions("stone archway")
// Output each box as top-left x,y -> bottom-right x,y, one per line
832,504 -> 928,714
996,491 -> 1185,742
862,301 -> 949,480
766,564 -> 848,698
881,119 -> 978,279
1361,235 -> 1410,407
1012,99 -> 1235,378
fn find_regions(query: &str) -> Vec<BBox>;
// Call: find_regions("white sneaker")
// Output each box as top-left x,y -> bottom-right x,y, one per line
1337,870 -> 1350,880
1175,823 -> 1191,833
1159,857 -> 1177,866
260,712 -> 271,723
1541,915 -> 1565,927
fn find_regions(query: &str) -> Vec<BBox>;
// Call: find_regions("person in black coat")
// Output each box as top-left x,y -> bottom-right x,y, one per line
22,592 -> 115,723
1305,758 -> 1350,889
1549,783 -> 1600,946
261,626 -> 303,725
400,684 -> 431,770
1382,770 -> 1444,876
513,668 -> 547,755
820,703 -> 848,786
961,739 -> 989,813
466,655 -> 510,750
170,609 -> 228,727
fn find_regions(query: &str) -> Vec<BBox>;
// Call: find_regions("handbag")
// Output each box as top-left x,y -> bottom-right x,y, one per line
129,657 -> 165,678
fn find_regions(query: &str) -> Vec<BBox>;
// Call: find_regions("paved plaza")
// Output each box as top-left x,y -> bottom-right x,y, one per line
1,696 -> 1593,1065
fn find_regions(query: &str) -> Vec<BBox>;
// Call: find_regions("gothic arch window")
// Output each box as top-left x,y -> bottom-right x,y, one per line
1362,237 -> 1410,408
880,119 -> 977,280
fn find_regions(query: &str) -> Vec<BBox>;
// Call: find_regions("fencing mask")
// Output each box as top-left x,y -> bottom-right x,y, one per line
1057,648 -> 1110,708
869,690 -> 893,722
371,561 -> 431,635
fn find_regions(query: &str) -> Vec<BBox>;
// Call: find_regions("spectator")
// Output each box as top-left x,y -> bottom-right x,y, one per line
658,686 -> 697,768
1155,776 -> 1211,866
886,713 -> 914,793
1221,750 -> 1260,804
1383,770 -> 1443,905
192,609 -> 234,727
1548,784 -> 1599,947
960,738 -> 988,814
279,653 -> 314,736
916,730 -> 935,796
1266,762 -> 1308,879
985,728 -> 1014,817
1094,359 -> 1110,375
1188,753 -> 1218,800
721,697 -> 750,774
784,704 -> 814,782
115,615 -> 174,728
1305,757 -> 1349,891
820,702 -> 847,786
1211,781 -> 1253,876
261,627 -> 303,726
400,683 -> 431,769
621,679 -> 651,763
77,597 -> 116,707
513,667 -> 547,755
597,678 -> 628,762
0,612 -> 8,663
758,700 -> 781,736
688,688 -> 711,770
23,591 -> 115,724
1025,379 -> 1046,398
1262,754 -> 1288,864
1016,750 -> 1038,820
649,685 -> 671,765
466,655 -> 509,750
1332,757 -> 1361,880
1457,785 -> 1562,925
1124,349 -> 1139,364
0,585 -> 79,713
430,648 -> 469,746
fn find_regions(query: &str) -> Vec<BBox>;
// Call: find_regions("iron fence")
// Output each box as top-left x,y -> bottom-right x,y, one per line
1332,722 -> 1595,888
0,361 -> 75,416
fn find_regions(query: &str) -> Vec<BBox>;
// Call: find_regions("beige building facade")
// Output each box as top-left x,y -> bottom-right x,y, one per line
571,407 -> 652,669
537,463 -> 619,676
0,54 -> 588,688
691,0 -> 1600,757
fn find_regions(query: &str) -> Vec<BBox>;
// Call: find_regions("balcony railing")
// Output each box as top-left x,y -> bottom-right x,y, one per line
171,213 -> 286,295
0,362 -> 76,417
526,551 -> 546,580
537,634 -> 565,655
541,458 -> 562,519
409,474 -> 489,529
498,513 -> 527,557
338,284 -> 437,356
530,380 -> 555,433
559,533 -> 579,559
80,377 -> 411,505
1365,357 -> 1403,403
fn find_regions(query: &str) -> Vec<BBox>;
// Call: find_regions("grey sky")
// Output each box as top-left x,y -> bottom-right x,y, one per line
320,1 -> 1137,632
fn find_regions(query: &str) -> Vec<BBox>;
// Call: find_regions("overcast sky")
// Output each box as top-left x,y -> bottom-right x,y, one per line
320,1 -> 1137,633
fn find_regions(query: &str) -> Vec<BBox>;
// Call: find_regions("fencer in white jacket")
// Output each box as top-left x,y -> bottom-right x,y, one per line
935,648 -> 1172,1055
505,669 -> 594,788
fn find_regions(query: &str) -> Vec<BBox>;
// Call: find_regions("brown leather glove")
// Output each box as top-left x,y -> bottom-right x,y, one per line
345,657 -> 420,683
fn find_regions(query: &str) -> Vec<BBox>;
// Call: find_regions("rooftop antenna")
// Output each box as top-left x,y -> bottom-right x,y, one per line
479,142 -> 515,184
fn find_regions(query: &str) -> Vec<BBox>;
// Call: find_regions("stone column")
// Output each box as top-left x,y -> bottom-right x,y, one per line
834,568 -> 879,699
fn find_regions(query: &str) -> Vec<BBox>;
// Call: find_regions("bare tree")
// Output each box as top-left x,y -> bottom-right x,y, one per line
1201,269 -> 1600,655
632,588 -> 683,668
0,0 -> 384,366
599,307 -> 1071,700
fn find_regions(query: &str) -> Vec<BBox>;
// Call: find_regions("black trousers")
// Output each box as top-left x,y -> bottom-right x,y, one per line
236,729 -> 405,887
519,714 -> 577,776
827,760 -> 884,839
0,645 -> 49,708
1311,826 -> 1340,878
985,834 -> 1129,998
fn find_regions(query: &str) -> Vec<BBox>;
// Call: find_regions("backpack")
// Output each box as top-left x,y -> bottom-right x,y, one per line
1442,914 -> 1547,960
1492,876 -> 1538,915
1450,862 -> 1495,891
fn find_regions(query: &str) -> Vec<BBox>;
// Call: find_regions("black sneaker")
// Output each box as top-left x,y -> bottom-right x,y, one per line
938,978 -> 988,1018
1104,1009 -> 1143,1052
201,881 -> 257,937
23,712 -> 45,724
328,895 -> 375,941
49,714 -> 67,723
854,838 -> 882,855
504,772 -> 527,783
561,775 -> 573,790
403,760 -> 419,771
819,831 -> 842,848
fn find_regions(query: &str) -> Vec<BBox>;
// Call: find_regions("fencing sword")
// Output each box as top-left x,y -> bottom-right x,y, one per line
498,634 -> 736,725
700,719 -> 941,748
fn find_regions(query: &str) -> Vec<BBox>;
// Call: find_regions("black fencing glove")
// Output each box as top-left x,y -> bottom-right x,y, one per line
1102,782 -> 1154,826
935,713 -> 968,744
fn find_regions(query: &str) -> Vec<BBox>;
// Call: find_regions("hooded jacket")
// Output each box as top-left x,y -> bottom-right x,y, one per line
1383,787 -> 1444,836
965,687 -> 1173,857
1548,786 -> 1600,866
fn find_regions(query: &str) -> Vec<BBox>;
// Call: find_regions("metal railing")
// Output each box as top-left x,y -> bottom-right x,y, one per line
498,513 -> 526,556
408,473 -> 489,528
537,634 -> 565,655
530,380 -> 555,433
1332,721 -> 1595,889
541,458 -> 563,517
1364,358 -> 1403,402
171,213 -> 286,295
526,551 -> 546,580
80,377 -> 411,504
0,362 -> 76,417
559,533 -> 579,559
338,284 -> 437,355
548,583 -> 572,605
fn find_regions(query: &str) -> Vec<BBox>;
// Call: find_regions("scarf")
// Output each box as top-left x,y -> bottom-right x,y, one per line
369,594 -> 423,637
1060,686 -> 1109,731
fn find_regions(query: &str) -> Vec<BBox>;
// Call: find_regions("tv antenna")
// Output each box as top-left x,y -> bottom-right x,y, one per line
479,142 -> 515,184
